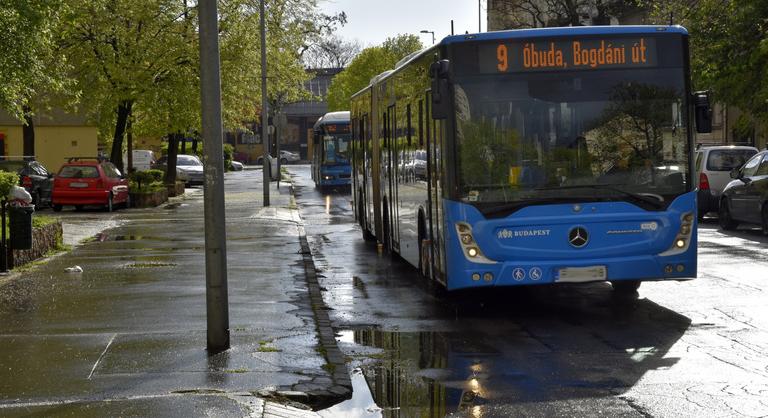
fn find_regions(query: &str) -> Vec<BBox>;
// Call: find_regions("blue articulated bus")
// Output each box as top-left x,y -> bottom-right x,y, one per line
312,111 -> 352,189
350,26 -> 712,292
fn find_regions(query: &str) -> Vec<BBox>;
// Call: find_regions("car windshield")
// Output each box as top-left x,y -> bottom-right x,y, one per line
177,155 -> 202,166
454,67 -> 689,215
59,166 -> 99,178
706,149 -> 756,171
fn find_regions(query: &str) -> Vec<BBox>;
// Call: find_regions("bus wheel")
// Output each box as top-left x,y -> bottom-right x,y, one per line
418,214 -> 430,279
359,194 -> 375,242
611,280 -> 641,296
382,201 -> 390,252
761,204 -> 768,236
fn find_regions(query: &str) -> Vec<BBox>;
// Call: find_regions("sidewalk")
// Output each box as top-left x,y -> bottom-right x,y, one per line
0,171 -> 349,416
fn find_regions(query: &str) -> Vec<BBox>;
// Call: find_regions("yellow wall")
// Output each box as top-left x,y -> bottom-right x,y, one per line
0,125 -> 98,173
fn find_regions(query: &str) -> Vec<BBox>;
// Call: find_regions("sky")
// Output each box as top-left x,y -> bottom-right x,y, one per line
318,0 -> 488,47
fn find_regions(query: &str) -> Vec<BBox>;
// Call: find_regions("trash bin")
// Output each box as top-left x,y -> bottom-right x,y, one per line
9,205 -> 34,250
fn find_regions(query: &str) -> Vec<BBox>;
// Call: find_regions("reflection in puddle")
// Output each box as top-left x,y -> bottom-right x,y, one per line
319,369 -> 382,418
325,195 -> 331,215
331,308 -> 688,417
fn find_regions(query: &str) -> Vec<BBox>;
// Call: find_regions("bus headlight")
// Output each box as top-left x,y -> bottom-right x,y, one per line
455,222 -> 496,264
659,212 -> 693,257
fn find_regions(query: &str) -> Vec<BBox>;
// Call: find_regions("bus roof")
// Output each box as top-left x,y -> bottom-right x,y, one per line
440,25 -> 688,45
314,111 -> 350,130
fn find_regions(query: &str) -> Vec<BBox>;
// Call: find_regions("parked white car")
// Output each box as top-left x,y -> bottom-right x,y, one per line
695,145 -> 758,219
279,150 -> 301,164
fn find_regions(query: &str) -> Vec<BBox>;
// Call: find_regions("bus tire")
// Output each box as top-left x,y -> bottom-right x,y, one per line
611,280 -> 641,295
382,200 -> 391,252
418,212 -> 430,279
359,191 -> 375,242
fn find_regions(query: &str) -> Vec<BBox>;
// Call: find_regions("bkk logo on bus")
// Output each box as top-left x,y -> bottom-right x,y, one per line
497,228 -> 551,239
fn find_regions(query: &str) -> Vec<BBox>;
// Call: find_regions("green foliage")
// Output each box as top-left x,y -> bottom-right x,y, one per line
645,0 -> 768,126
0,172 -> 20,199
327,34 -> 423,111
129,169 -> 165,194
0,0 -> 70,119
223,143 -> 234,171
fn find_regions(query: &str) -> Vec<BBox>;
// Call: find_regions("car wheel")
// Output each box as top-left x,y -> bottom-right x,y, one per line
32,189 -> 41,208
106,194 -> 114,212
256,157 -> 264,165
124,194 -> 131,209
280,158 -> 288,165
762,204 -> 768,236
52,204 -> 63,212
74,205 -> 84,212
718,198 -> 738,230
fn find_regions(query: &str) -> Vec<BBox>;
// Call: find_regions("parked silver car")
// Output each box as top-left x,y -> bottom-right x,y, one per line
279,150 -> 300,164
155,154 -> 204,186
695,145 -> 758,219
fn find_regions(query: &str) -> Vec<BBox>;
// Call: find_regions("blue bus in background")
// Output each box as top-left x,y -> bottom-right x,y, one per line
312,111 -> 352,189
350,26 -> 712,293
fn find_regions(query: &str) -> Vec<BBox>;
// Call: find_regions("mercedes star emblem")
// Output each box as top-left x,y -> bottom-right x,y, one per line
568,227 -> 589,248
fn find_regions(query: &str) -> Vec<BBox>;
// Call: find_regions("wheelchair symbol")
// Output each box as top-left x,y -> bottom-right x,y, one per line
512,268 -> 526,281
529,267 -> 542,281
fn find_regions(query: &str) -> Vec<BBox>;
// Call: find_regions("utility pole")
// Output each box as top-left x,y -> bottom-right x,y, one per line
478,0 -> 482,32
260,0 -> 270,206
198,0 -> 230,353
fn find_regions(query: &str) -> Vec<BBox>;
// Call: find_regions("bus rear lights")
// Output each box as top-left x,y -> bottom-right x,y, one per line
472,273 -> 481,281
483,273 -> 493,282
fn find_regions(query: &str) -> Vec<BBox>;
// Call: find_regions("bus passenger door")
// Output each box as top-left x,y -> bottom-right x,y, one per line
388,104 -> 400,250
426,92 -> 446,284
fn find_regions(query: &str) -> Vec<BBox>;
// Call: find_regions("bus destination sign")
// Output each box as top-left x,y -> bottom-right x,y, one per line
325,124 -> 350,134
481,37 -> 657,74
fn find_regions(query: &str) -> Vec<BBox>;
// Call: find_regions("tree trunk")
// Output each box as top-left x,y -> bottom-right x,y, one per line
22,106 -> 35,160
126,116 -> 133,174
192,137 -> 198,154
181,137 -> 187,154
165,133 -> 179,186
110,100 -> 133,172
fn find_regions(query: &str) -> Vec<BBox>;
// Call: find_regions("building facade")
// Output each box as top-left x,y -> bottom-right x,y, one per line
0,109 -> 98,173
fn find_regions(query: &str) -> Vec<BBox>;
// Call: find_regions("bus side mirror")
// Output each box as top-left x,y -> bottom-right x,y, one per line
693,91 -> 712,134
430,60 -> 451,120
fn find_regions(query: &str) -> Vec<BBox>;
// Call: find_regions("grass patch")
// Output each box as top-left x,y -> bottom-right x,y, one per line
224,368 -> 248,374
257,340 -> 281,352
322,363 -> 336,374
122,262 -> 177,269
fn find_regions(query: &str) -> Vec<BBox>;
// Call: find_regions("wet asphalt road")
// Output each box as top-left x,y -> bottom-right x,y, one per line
288,165 -> 768,418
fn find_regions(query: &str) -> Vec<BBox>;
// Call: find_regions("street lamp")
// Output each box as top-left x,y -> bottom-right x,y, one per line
420,30 -> 435,45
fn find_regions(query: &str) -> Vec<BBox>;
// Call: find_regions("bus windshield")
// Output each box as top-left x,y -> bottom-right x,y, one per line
454,68 -> 689,215
322,133 -> 351,165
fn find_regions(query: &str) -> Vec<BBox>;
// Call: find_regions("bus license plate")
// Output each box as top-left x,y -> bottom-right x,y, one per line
557,266 -> 607,283
70,182 -> 88,188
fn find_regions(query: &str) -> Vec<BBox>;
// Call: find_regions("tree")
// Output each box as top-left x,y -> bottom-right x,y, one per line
0,0 -> 70,157
489,0 -> 644,29
326,34 -> 423,111
303,35 -> 362,68
644,0 -> 768,128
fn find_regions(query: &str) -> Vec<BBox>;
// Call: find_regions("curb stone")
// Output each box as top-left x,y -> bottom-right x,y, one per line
290,225 -> 352,409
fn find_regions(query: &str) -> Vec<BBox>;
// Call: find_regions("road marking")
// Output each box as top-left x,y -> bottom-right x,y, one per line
88,333 -> 117,380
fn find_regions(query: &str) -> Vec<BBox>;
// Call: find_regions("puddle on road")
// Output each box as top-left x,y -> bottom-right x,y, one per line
322,310 -> 688,417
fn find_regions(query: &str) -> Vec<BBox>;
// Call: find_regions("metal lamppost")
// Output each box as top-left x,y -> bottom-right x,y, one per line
420,30 -> 435,45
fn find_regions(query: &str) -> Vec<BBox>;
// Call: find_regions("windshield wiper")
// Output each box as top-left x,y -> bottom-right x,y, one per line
478,197 -> 581,218
535,184 -> 665,209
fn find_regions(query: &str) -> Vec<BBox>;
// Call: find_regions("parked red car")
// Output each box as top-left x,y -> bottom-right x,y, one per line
52,158 -> 130,212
